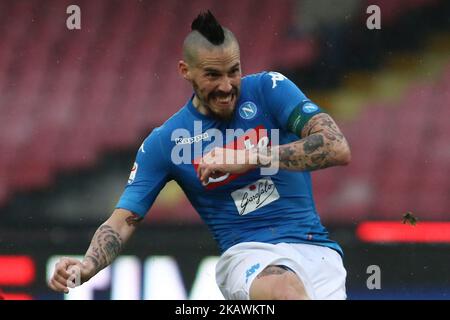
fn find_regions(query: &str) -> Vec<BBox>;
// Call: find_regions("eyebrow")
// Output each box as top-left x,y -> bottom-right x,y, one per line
203,63 -> 240,73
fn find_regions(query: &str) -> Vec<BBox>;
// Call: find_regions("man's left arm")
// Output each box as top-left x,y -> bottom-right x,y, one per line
197,112 -> 350,184
263,112 -> 351,171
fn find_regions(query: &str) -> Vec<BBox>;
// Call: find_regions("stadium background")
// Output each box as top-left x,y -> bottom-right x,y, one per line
0,0 -> 449,300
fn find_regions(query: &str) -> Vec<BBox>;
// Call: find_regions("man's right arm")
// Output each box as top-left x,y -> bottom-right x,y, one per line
48,208 -> 142,293
49,130 -> 170,294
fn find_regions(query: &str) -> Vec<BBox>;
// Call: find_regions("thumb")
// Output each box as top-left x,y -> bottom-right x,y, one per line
66,262 -> 84,288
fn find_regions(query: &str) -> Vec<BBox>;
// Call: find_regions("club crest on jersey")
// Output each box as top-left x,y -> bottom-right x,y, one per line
128,162 -> 138,184
231,177 -> 280,215
238,101 -> 257,120
302,102 -> 319,114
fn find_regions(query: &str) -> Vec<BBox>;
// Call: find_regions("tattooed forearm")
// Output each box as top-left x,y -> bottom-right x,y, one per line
277,135 -> 331,171
262,113 -> 350,171
302,135 -> 324,154
84,225 -> 123,272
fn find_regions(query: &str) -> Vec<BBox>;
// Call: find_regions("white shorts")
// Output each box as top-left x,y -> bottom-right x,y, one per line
215,242 -> 347,300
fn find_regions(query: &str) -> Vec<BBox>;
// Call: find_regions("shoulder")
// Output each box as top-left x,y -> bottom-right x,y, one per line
138,123 -> 173,167
242,71 -> 272,87
137,119 -> 176,158
243,71 -> 298,93
242,71 -> 267,83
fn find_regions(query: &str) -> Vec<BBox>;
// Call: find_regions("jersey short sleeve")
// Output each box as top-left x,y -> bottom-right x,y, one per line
116,128 -> 171,217
260,71 -> 324,136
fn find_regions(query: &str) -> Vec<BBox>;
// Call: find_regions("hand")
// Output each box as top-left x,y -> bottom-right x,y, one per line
197,147 -> 257,186
48,257 -> 96,293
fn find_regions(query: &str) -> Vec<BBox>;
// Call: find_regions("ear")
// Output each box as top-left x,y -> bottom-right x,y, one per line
178,60 -> 191,81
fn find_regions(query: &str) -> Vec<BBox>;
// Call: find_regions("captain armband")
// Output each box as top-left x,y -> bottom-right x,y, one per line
287,101 -> 324,136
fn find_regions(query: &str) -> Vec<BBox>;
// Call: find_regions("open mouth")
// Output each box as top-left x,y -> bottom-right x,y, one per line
214,94 -> 235,107
211,89 -> 238,108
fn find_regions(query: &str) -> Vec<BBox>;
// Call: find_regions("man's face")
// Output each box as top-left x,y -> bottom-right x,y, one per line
184,45 -> 241,121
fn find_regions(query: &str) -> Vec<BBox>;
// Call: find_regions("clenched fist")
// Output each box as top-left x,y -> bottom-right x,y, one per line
48,257 -> 96,293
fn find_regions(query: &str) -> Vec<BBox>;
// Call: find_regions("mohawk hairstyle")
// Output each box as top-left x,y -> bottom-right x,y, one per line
191,10 -> 225,45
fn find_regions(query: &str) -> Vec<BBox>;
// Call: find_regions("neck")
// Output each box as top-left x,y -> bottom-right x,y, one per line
193,95 -> 209,116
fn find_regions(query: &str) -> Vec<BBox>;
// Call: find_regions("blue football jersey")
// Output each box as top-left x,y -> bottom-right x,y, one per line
116,71 -> 342,255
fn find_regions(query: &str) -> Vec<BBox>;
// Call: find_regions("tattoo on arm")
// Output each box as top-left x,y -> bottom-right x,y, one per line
125,213 -> 143,227
84,225 -> 123,272
273,113 -> 350,171
303,134 -> 324,154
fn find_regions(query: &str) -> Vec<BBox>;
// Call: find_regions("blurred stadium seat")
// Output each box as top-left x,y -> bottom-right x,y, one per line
314,62 -> 450,222
0,0 -> 316,205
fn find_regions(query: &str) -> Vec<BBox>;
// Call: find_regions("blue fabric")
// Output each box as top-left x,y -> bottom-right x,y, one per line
116,71 -> 341,255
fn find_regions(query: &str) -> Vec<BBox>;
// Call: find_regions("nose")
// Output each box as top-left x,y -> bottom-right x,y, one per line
217,77 -> 233,93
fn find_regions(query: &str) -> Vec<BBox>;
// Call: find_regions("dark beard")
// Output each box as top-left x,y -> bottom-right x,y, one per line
205,102 -> 235,122
193,82 -> 238,122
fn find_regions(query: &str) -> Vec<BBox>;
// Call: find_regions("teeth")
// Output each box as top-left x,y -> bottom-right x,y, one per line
216,95 -> 232,103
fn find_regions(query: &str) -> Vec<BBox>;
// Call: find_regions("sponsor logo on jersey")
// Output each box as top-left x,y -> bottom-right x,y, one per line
139,142 -> 146,153
268,72 -> 287,88
302,102 -> 319,114
175,132 -> 209,145
231,177 -> 280,215
192,125 -> 270,190
238,101 -> 257,120
128,162 -> 138,184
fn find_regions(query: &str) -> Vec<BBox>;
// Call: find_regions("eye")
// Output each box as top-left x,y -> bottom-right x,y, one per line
229,68 -> 240,76
205,72 -> 220,78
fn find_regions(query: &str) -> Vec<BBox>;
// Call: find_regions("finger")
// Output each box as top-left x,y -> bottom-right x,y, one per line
52,273 -> 69,286
199,165 -> 208,183
56,268 -> 71,279
67,264 -> 82,273
55,262 -> 71,279
47,279 -> 57,291
49,278 -> 69,294
56,257 -> 82,278
66,265 -> 82,288
198,163 -> 212,181
210,170 -> 221,179
48,281 -> 61,293
197,164 -> 203,179
201,167 -> 214,185
63,257 -> 84,266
